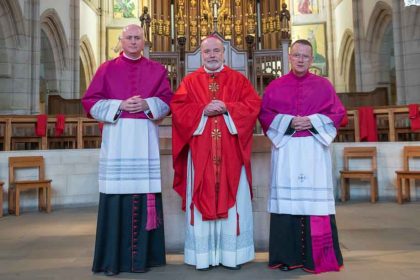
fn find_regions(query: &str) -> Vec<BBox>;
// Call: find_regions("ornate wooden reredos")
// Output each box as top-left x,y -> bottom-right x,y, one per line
149,0 -> 290,52
129,1 -> 290,94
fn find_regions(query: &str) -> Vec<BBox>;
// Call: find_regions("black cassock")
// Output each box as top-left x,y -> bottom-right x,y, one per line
92,193 -> 166,274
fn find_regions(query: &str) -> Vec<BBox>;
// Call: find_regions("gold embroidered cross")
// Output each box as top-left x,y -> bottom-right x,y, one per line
209,81 -> 219,93
211,128 -> 221,139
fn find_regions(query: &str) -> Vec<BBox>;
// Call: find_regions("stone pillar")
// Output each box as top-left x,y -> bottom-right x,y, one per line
26,0 -> 41,114
143,41 -> 151,58
393,0 -> 408,104
352,0 -> 366,92
325,0 -> 335,83
280,39 -> 290,75
99,0 -> 108,63
69,0 -> 80,98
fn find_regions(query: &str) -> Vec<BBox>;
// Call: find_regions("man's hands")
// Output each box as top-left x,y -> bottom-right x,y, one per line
119,95 -> 149,113
291,116 -> 312,131
204,100 -> 227,116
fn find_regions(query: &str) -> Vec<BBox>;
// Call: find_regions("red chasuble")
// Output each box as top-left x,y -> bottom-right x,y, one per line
171,66 -> 261,221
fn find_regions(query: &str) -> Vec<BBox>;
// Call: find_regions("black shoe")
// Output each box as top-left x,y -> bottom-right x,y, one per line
104,270 -> 118,276
280,266 -> 290,271
222,264 -> 242,270
197,266 -> 212,271
280,265 -> 299,272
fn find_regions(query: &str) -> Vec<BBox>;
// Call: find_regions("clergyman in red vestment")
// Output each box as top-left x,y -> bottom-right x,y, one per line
171,36 -> 261,270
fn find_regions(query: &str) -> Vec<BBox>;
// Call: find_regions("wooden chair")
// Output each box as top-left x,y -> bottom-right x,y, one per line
340,147 -> 378,203
0,181 -> 4,217
395,146 -> 420,204
8,156 -> 52,216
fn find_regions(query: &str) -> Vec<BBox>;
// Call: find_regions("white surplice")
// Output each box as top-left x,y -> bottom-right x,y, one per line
267,113 -> 337,216
90,97 -> 169,194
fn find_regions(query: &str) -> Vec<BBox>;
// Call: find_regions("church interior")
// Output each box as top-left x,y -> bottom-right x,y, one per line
0,0 -> 420,279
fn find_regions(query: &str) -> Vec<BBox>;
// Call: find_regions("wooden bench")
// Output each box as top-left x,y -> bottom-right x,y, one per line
0,181 -> 4,217
8,156 -> 52,216
395,146 -> 420,204
340,147 -> 378,203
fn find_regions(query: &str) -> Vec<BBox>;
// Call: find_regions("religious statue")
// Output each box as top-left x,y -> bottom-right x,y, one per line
202,0 -> 211,20
224,16 -> 232,38
268,13 -> 275,33
217,0 -> 229,22
139,6 -> 151,41
235,19 -> 242,45
279,3 -> 291,39
248,1 -> 253,15
176,6 -> 186,36
200,16 -> 209,37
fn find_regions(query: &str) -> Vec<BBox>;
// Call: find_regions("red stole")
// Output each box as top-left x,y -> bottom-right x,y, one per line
358,106 -> 377,142
339,113 -> 349,127
55,114 -> 66,136
171,66 -> 261,221
408,104 -> 420,131
36,114 -> 48,137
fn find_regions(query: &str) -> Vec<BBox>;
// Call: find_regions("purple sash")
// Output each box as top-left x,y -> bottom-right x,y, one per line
310,216 -> 340,273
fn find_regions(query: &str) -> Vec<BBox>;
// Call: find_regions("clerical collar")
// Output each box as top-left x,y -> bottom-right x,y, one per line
290,70 -> 310,79
123,53 -> 142,60
204,65 -> 224,74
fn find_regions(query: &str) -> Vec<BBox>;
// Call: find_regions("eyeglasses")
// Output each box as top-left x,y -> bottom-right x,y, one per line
290,53 -> 312,61
121,36 -> 142,41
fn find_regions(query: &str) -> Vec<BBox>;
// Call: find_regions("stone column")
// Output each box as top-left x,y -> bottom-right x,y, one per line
393,0 -> 408,104
26,0 -> 41,114
352,0 -> 366,92
69,0 -> 80,98
325,0 -> 335,83
280,39 -> 290,75
143,41 -> 151,58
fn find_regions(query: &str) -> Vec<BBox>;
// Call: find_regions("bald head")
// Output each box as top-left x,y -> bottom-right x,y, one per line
201,36 -> 223,48
120,24 -> 144,59
121,24 -> 144,39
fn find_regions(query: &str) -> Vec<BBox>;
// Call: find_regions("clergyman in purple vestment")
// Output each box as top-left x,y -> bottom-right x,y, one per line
259,39 -> 345,274
82,24 -> 172,276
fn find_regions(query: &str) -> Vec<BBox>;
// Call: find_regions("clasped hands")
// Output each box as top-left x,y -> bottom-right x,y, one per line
204,100 -> 227,116
291,116 -> 312,131
119,95 -> 149,113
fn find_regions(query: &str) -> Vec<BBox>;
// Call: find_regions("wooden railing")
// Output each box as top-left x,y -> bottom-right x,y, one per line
0,106 -> 419,151
336,105 -> 420,142
0,116 -> 101,151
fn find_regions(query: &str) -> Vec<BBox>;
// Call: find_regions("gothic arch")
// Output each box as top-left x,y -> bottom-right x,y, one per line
338,29 -> 354,91
40,8 -> 69,70
79,35 -> 96,96
365,1 -> 393,54
0,0 -> 25,49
